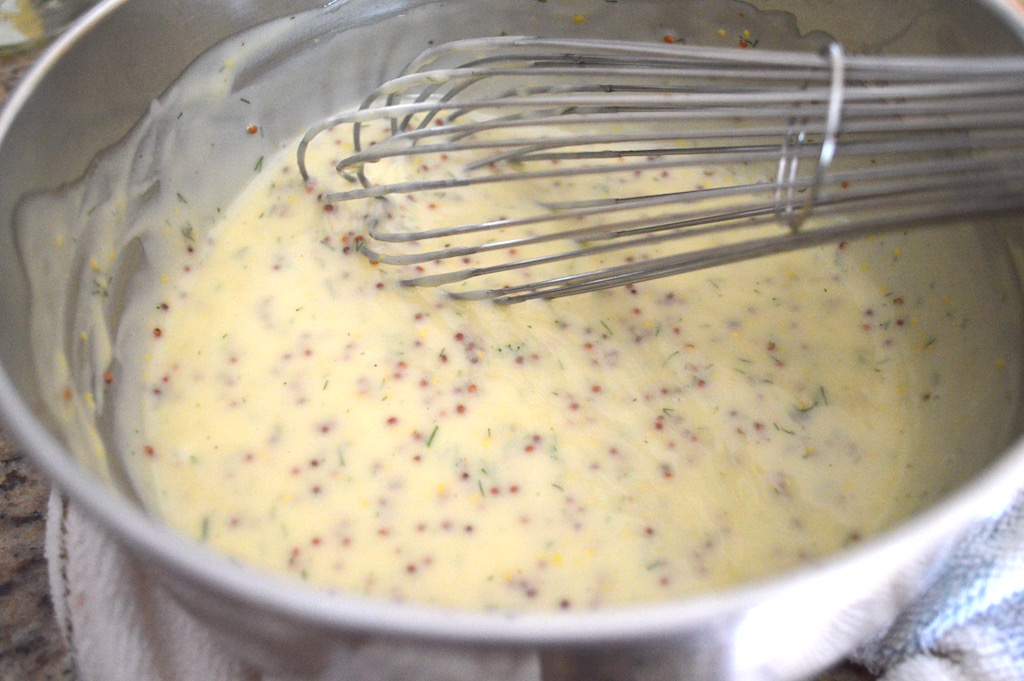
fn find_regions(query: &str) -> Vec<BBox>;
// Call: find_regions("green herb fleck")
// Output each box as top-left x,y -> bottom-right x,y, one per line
92,275 -> 110,298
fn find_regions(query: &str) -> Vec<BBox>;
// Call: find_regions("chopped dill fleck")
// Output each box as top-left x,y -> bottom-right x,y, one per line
92,275 -> 110,298
426,425 -> 439,447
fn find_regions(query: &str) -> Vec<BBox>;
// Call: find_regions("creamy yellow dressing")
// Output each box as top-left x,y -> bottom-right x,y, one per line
128,119 -> 933,612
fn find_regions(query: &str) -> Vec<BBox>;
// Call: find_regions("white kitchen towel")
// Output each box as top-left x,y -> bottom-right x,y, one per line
852,490 -> 1024,681
46,489 -> 1024,681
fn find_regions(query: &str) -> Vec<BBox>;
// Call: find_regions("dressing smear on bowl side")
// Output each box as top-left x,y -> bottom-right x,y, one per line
125,117 -> 935,612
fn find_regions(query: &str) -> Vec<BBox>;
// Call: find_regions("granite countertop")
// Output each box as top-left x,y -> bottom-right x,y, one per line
0,432 -> 71,681
0,46 -> 876,681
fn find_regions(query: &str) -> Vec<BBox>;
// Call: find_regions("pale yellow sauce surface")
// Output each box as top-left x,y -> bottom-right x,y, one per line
131,121 -> 928,611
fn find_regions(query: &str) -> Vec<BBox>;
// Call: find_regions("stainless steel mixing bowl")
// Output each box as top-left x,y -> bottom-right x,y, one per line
3,1 -> 1024,679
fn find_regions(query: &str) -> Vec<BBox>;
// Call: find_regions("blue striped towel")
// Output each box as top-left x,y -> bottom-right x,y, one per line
853,491 -> 1024,681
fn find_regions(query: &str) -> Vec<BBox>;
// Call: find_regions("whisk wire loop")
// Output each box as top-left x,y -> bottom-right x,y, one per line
297,37 -> 1024,303
786,43 -> 845,230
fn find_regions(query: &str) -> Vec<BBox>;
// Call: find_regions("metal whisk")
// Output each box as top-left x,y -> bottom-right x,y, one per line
297,37 -> 1024,303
